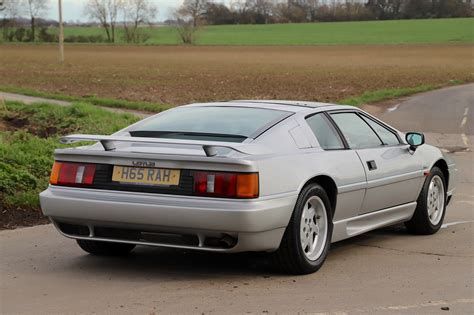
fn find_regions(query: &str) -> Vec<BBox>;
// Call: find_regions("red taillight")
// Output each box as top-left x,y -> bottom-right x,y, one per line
50,162 -> 96,186
193,171 -> 259,199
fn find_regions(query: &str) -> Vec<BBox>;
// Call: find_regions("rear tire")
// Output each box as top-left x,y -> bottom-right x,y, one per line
76,240 -> 136,256
271,183 -> 333,275
405,167 -> 447,235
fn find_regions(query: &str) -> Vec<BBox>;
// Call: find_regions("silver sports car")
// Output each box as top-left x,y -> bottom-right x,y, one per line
40,100 -> 457,274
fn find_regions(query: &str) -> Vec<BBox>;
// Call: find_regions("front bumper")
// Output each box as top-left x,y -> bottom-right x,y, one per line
40,186 -> 297,252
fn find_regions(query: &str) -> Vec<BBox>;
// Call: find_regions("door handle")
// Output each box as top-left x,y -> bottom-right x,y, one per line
367,160 -> 377,171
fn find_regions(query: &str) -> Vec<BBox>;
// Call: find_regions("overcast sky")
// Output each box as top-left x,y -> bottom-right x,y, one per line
45,0 -> 186,22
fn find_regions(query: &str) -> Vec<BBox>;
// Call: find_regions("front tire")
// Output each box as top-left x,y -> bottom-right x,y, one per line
76,240 -> 136,256
272,183 -> 333,275
405,166 -> 447,235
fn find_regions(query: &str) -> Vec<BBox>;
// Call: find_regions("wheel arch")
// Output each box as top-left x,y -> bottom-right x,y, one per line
299,175 -> 338,217
432,159 -> 449,188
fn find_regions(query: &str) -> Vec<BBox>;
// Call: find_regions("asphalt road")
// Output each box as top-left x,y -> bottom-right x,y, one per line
1,85 -> 473,314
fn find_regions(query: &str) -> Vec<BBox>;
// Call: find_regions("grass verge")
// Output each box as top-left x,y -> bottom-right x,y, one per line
0,86 -> 171,113
338,85 -> 440,106
0,101 -> 139,229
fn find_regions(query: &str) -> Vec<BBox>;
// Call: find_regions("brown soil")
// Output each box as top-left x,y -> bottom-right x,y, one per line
1,112 -> 60,138
0,44 -> 472,106
0,204 -> 49,230
0,119 -> 8,131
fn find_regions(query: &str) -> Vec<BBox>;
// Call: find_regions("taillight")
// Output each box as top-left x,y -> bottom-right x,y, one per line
50,162 -> 96,186
193,171 -> 259,199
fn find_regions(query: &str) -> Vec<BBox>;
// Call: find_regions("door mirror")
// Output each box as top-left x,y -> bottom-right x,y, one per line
406,132 -> 425,150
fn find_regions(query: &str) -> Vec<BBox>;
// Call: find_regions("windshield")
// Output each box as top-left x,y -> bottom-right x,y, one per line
130,106 -> 292,142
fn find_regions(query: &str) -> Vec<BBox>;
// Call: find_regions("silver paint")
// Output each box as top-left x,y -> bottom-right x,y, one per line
40,101 -> 456,252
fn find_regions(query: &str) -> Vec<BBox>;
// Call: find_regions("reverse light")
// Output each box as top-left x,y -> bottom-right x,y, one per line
50,162 -> 96,186
193,171 -> 259,199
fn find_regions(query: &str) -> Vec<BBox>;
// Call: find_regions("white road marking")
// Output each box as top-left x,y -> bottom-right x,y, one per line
458,107 -> 469,145
375,298 -> 474,311
460,106 -> 469,129
330,298 -> 474,314
462,133 -> 469,146
387,104 -> 400,112
441,220 -> 474,229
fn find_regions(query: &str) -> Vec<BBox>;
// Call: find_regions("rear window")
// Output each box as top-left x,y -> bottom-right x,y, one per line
130,106 -> 291,142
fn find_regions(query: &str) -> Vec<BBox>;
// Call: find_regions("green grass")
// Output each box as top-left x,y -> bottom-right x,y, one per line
0,86 -> 171,113
338,85 -> 439,106
0,101 -> 139,210
42,18 -> 474,45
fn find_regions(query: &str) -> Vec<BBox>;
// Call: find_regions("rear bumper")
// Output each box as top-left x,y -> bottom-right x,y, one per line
40,186 -> 297,252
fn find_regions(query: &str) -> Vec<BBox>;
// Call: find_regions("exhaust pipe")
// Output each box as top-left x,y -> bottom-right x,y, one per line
219,234 -> 237,248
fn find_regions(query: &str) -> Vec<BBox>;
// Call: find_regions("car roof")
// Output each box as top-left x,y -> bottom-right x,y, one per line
231,100 -> 335,108
183,100 -> 347,113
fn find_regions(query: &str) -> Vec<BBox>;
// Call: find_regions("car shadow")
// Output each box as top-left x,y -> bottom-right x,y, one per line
330,223 -> 410,251
69,246 -> 274,280
66,224 -> 412,279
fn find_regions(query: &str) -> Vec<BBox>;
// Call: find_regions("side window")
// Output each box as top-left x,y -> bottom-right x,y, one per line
306,114 -> 345,150
360,115 -> 400,146
330,112 -> 382,149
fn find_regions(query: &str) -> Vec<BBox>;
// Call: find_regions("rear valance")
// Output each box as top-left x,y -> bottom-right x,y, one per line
60,134 -> 271,157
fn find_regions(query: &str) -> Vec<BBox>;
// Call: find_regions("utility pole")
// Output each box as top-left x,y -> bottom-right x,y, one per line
58,0 -> 64,63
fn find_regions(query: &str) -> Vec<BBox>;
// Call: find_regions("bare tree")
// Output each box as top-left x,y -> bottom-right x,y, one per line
24,0 -> 48,41
122,0 -> 157,43
180,0 -> 208,27
1,0 -> 21,41
84,0 -> 122,43
251,0 -> 276,24
172,11 -> 196,44
0,0 -> 19,18
173,0 -> 208,44
229,0 -> 256,23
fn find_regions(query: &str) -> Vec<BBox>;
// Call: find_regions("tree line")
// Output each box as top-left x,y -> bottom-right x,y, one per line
170,0 -> 472,44
193,0 -> 472,25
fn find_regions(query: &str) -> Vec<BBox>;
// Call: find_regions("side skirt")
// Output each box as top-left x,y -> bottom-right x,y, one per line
331,202 -> 417,243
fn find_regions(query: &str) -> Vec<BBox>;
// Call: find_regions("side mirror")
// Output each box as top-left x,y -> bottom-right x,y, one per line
406,132 -> 425,151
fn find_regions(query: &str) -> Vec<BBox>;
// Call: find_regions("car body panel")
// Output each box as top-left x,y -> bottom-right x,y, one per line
356,146 -> 425,213
40,101 -> 457,253
41,186 -> 296,233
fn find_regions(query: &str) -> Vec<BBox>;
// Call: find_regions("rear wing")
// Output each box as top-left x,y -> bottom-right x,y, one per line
59,134 -> 270,157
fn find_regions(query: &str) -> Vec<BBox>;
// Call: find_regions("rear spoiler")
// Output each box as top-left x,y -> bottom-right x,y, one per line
59,134 -> 270,157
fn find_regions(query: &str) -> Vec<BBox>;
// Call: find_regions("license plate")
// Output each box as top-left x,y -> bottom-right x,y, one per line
112,166 -> 180,186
